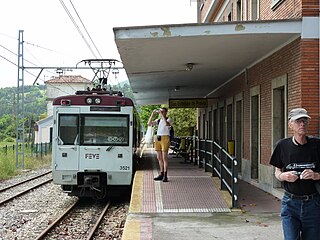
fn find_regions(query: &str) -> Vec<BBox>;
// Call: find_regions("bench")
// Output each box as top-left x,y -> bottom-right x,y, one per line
178,143 -> 192,164
170,138 -> 185,155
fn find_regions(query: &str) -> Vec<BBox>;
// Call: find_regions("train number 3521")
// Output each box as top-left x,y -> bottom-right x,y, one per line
120,166 -> 130,170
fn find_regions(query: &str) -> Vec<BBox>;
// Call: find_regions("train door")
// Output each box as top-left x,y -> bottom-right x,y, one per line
53,108 -> 80,171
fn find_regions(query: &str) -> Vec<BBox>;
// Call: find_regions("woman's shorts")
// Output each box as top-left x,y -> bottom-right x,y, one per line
154,135 -> 170,152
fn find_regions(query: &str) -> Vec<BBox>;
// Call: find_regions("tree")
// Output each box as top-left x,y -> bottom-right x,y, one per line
139,105 -> 197,137
168,108 -> 197,137
0,85 -> 47,141
140,105 -> 161,130
0,114 -> 15,141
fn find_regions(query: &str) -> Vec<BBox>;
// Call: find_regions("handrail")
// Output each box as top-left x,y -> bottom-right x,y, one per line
169,136 -> 238,208
196,138 -> 238,208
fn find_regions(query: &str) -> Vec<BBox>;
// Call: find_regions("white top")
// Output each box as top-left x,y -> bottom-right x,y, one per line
156,118 -> 171,136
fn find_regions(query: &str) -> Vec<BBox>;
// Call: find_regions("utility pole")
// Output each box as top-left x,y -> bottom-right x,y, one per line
16,30 -> 25,169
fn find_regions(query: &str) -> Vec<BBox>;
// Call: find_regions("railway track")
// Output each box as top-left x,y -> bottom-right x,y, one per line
0,170 -> 52,206
35,199 -> 111,240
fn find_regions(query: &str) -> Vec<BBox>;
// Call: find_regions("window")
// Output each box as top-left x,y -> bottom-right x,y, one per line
237,0 -> 242,21
81,115 -> 129,146
271,0 -> 284,10
58,114 -> 130,146
251,0 -> 258,20
272,74 -> 287,188
59,115 -> 78,145
272,74 -> 287,149
199,0 -> 206,10
228,3 -> 233,21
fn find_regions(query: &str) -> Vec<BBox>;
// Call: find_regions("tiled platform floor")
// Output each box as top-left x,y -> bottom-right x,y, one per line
123,148 -> 282,240
131,148 -> 230,213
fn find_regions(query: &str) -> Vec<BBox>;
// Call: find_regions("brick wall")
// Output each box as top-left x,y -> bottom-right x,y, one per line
200,0 -> 214,21
208,38 -> 319,166
199,0 -> 319,23
302,0 -> 320,16
300,39 -> 320,134
260,0 -> 302,19
212,39 -> 302,165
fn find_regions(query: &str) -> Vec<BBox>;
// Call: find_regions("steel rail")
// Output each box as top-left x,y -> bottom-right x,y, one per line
0,178 -> 52,206
86,200 -> 111,240
35,200 -> 111,240
35,199 -> 79,240
0,170 -> 52,193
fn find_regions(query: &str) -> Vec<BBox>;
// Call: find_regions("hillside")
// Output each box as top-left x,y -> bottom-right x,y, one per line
0,85 -> 47,118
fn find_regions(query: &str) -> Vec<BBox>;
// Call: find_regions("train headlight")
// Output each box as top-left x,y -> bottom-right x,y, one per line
61,99 -> 71,106
94,97 -> 101,104
86,97 -> 93,104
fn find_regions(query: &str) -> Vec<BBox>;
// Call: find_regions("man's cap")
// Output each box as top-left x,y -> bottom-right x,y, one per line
288,108 -> 311,121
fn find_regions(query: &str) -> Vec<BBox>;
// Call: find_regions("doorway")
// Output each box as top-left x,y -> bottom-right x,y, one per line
251,93 -> 260,180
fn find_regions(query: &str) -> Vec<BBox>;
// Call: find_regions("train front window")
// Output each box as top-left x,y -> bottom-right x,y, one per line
58,115 -> 79,145
81,115 -> 129,146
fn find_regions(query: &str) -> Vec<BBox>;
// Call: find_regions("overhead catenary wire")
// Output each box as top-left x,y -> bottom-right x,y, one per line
0,45 -> 74,93
69,0 -> 103,59
1,44 -> 41,67
0,53 -> 42,80
58,0 -> 98,59
1,8 -> 118,90
1,43 -> 56,79
1,1 -> 117,88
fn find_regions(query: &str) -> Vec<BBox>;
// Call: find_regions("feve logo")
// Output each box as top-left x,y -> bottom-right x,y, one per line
85,153 -> 100,160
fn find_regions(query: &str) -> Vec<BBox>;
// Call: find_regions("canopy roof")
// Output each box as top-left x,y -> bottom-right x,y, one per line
114,19 -> 301,105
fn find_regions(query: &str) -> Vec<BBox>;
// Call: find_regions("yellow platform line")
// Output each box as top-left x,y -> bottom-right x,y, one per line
122,170 -> 143,240
129,169 -> 143,213
121,218 -> 141,240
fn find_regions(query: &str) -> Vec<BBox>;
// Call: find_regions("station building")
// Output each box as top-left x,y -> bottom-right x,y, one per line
114,0 -> 319,196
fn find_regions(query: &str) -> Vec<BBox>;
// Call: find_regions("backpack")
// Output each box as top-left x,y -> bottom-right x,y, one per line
157,118 -> 174,141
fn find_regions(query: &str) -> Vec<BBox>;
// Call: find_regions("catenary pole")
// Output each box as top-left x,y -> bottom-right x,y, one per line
16,30 -> 25,169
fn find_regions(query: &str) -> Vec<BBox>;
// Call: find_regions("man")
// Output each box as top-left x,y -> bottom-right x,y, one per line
148,107 -> 172,182
270,108 -> 320,240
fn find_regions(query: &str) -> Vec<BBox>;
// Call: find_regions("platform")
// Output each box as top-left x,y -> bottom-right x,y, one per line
122,148 -> 283,240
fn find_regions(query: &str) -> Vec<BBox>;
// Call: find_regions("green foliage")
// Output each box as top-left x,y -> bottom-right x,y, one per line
140,105 -> 161,130
0,152 -> 16,180
139,105 -> 197,137
3,137 -> 14,142
0,85 -> 47,141
0,144 -> 51,180
0,114 -> 15,140
167,108 -> 197,137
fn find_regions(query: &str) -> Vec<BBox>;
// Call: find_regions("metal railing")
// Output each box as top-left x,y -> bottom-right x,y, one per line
171,137 -> 239,208
195,138 -> 238,208
169,136 -> 238,208
1,142 -> 52,157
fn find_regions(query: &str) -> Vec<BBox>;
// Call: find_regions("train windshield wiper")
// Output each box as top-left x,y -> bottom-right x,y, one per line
106,146 -> 114,151
56,136 -> 64,145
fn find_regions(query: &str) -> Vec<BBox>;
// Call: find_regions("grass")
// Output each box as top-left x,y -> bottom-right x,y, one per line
0,143 -> 51,180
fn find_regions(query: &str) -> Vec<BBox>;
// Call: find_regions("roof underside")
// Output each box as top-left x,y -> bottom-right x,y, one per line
114,19 -> 302,106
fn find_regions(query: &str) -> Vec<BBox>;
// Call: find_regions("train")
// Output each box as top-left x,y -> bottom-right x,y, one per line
51,89 -> 142,199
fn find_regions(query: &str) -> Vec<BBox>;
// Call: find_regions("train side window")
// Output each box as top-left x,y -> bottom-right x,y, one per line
58,115 -> 79,145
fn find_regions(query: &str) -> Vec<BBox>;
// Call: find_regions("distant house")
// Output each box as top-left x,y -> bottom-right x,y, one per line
45,75 -> 92,116
34,115 -> 53,143
34,75 -> 92,144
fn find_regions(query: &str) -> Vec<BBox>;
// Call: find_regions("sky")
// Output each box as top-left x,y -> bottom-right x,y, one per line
0,0 -> 197,88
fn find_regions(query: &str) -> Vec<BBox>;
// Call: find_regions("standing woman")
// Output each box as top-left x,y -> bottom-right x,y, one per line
148,107 -> 172,182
